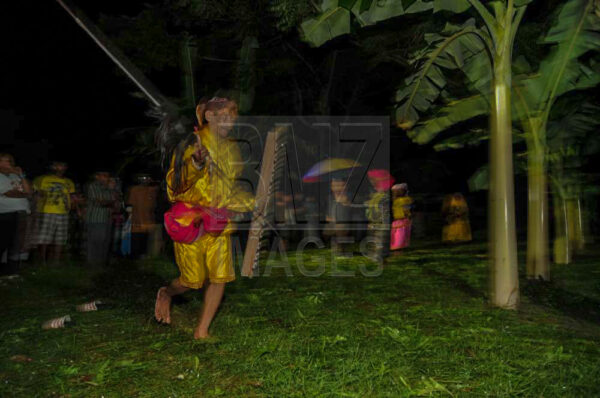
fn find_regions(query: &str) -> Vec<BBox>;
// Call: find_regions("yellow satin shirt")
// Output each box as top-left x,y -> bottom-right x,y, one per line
166,127 -> 254,231
167,127 -> 255,287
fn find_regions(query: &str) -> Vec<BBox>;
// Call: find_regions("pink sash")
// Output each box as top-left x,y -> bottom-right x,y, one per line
164,202 -> 229,244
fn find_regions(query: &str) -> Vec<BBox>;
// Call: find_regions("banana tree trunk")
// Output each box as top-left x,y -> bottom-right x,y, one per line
488,34 -> 519,309
553,195 -> 572,264
526,144 -> 549,280
568,198 -> 585,251
579,197 -> 593,245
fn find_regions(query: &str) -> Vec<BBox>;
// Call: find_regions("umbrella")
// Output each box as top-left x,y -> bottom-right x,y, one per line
302,158 -> 360,183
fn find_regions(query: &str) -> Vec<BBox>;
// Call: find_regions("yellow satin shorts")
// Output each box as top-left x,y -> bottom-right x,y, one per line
174,233 -> 235,288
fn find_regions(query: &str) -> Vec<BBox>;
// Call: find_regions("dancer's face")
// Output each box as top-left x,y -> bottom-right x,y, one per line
206,103 -> 238,138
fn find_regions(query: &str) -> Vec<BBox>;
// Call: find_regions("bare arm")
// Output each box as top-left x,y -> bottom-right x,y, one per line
20,177 -> 32,195
3,189 -> 30,198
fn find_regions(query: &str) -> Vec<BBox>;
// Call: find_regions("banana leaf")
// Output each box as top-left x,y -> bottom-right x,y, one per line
299,0 -> 433,47
406,94 -> 489,144
395,19 -> 492,129
519,0 -> 600,113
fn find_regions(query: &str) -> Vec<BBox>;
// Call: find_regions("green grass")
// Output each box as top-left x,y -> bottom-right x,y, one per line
1,242 -> 599,397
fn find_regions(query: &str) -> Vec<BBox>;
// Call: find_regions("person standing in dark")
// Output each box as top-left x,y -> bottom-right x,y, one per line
326,179 -> 353,257
126,174 -> 158,259
365,170 -> 394,264
304,195 -> 320,242
85,171 -> 115,266
108,176 -> 125,255
32,161 -> 75,265
0,153 -> 32,274
68,185 -> 86,259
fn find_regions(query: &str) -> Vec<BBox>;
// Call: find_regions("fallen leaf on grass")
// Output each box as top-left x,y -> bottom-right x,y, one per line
10,355 -> 33,362
247,380 -> 263,387
83,381 -> 99,387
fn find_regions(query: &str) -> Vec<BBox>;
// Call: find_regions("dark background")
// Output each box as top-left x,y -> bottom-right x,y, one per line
1,0 -> 545,235
1,0 -> 151,182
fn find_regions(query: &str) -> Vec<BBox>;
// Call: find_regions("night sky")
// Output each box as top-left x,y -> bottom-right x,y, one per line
2,0 -> 497,210
2,0 -> 153,181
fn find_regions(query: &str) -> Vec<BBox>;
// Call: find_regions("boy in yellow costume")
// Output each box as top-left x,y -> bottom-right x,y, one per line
154,97 -> 253,339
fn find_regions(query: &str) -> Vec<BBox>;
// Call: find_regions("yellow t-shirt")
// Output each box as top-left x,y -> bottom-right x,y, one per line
392,196 -> 413,220
33,174 -> 75,214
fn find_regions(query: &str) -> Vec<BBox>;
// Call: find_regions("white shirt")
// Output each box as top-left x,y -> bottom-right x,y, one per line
0,173 -> 30,213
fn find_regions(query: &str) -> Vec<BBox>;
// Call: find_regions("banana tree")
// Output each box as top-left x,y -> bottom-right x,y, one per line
546,101 -> 600,263
235,36 -> 259,114
463,102 -> 599,265
398,0 -> 600,282
512,0 -> 600,276
394,0 -> 528,309
300,0 -> 527,308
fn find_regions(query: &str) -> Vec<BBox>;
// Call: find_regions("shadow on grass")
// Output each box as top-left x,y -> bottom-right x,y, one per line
88,258 -> 180,315
523,279 -> 600,324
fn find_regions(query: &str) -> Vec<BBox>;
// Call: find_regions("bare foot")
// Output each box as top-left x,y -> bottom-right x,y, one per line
154,287 -> 171,324
193,326 -> 210,340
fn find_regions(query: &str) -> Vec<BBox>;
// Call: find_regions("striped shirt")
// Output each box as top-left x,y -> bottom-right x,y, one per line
85,181 -> 113,224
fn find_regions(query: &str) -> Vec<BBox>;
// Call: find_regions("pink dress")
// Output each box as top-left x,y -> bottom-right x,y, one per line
390,219 -> 411,250
390,196 -> 413,250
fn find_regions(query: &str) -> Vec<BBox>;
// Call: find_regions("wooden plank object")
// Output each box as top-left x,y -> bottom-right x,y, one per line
241,128 -> 284,277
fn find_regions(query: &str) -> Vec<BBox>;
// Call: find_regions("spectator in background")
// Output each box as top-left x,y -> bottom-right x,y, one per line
33,161 -> 75,265
441,193 -> 472,243
390,183 -> 413,251
326,179 -> 353,257
0,153 -> 32,274
125,174 -> 158,259
303,195 -> 320,242
108,176 -> 125,255
85,170 -> 115,266
68,185 -> 86,259
366,169 -> 395,264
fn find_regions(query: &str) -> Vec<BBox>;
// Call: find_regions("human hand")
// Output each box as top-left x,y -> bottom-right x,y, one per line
193,135 -> 210,166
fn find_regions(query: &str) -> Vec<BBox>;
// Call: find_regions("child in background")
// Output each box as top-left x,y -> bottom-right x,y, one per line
390,183 -> 413,250
441,193 -> 472,243
365,169 -> 395,264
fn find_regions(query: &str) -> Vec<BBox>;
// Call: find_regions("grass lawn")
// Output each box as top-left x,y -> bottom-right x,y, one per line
1,241 -> 599,397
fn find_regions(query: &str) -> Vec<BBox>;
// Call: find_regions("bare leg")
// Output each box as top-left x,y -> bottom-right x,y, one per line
155,278 -> 189,324
194,282 -> 225,339
52,245 -> 63,265
38,244 -> 47,265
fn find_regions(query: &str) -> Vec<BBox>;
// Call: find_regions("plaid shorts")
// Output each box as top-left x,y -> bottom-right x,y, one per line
35,213 -> 69,245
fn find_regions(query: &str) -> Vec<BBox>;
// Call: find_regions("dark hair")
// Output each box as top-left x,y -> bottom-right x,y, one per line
0,153 -> 14,164
170,134 -> 197,194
